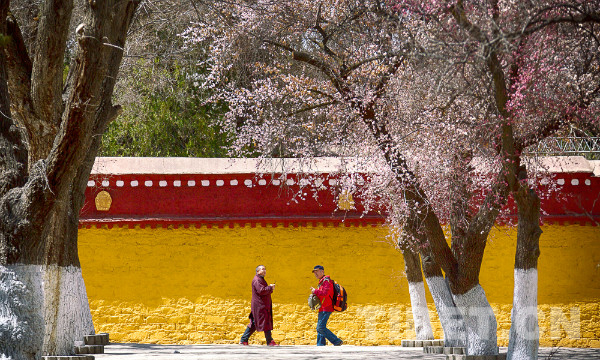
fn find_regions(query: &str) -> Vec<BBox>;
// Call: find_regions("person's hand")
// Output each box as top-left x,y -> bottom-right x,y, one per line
270,283 -> 276,288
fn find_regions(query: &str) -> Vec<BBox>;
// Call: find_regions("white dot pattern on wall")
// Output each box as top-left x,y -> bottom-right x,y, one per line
173,180 -> 181,187
216,180 -> 224,186
87,180 -> 95,187
258,179 -> 267,186
244,179 -> 252,187
159,181 -> 167,187
286,179 -> 295,185
116,181 -> 124,187
130,180 -> 138,187
557,179 -> 565,185
145,180 -> 153,187
230,180 -> 238,186
585,179 -> 591,186
571,179 -> 579,186
188,180 -> 196,187
201,180 -> 209,186
272,180 -> 281,186
102,180 -> 110,187
329,179 -> 337,185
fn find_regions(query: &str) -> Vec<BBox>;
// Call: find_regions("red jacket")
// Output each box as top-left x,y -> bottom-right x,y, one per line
313,275 -> 334,312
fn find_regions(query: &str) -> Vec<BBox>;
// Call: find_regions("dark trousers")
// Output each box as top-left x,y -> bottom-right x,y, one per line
240,319 -> 273,343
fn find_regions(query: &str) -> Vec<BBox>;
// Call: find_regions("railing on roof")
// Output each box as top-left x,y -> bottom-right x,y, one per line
525,137 -> 600,159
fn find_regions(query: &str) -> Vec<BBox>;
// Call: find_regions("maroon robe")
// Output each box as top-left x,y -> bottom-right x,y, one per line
248,274 -> 274,331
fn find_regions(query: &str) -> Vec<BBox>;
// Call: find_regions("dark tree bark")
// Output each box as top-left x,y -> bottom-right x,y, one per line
0,1 -> 139,358
507,167 -> 542,360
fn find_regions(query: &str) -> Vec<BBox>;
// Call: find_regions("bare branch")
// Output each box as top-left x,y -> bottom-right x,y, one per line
262,39 -> 348,93
286,101 -> 338,116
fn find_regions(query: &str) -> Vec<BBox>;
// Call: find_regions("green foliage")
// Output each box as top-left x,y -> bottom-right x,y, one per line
0,34 -> 11,48
101,62 -> 232,157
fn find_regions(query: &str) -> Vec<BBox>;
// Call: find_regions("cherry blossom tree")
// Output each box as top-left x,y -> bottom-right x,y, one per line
396,1 -> 600,357
185,1 -> 599,357
183,0 -> 472,348
0,1 -> 139,358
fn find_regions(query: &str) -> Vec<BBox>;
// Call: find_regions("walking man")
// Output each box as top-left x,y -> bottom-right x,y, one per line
240,265 -> 279,346
311,265 -> 343,346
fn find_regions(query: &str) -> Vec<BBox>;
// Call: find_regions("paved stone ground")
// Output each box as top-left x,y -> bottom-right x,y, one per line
95,344 -> 600,360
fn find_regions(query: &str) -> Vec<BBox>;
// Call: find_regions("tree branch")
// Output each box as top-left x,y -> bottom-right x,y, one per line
4,13 -> 36,144
0,2 -> 28,196
358,106 -> 459,280
287,101 -> 338,117
313,3 -> 339,61
520,4 -> 600,37
450,0 -> 489,44
344,52 -> 405,77
263,39 -> 350,95
30,0 -> 74,140
45,1 -> 117,194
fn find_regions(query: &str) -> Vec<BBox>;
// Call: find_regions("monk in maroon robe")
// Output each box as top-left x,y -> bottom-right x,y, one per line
239,265 -> 279,346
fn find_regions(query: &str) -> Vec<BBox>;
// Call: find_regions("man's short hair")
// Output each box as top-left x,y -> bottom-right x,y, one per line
256,265 -> 265,273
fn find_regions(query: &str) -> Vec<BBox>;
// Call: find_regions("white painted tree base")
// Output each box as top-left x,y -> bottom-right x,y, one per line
408,281 -> 435,340
426,276 -> 466,347
0,265 -> 45,360
453,285 -> 498,355
507,269 -> 539,360
0,264 -> 94,359
43,265 -> 95,355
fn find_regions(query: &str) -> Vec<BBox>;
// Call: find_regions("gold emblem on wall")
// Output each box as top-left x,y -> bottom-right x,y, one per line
95,190 -> 112,211
337,190 -> 355,210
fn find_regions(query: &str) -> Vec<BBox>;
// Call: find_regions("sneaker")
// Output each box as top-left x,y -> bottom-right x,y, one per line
334,340 -> 343,346
239,341 -> 249,346
267,340 -> 279,346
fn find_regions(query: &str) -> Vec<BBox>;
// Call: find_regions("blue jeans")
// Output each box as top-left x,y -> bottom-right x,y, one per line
316,311 -> 342,346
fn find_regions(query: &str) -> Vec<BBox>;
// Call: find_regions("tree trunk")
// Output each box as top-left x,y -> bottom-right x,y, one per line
0,1 -> 139,358
507,185 -> 542,360
453,284 -> 498,355
41,200 -> 94,355
421,254 -> 467,347
399,244 -> 434,340
450,231 -> 498,356
0,264 -> 45,360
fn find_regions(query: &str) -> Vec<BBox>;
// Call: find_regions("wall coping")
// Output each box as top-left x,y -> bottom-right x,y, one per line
91,156 -> 599,175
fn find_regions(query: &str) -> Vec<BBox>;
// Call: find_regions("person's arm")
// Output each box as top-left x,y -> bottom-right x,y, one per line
312,279 -> 331,297
254,279 -> 273,295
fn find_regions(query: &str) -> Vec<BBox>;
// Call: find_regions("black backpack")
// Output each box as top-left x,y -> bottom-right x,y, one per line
330,279 -> 348,312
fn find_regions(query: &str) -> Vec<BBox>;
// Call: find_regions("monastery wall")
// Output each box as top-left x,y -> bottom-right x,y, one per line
78,157 -> 600,346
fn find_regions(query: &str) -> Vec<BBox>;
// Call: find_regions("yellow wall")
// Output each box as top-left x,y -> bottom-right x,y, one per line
79,224 -> 600,347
